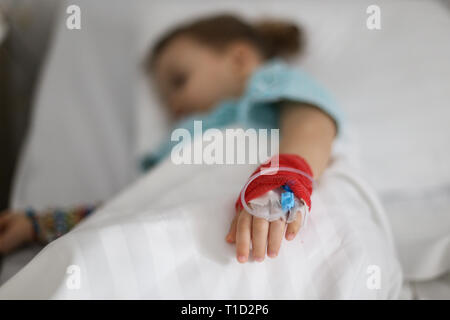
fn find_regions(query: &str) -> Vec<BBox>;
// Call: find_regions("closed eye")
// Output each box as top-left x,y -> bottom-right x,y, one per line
171,72 -> 187,90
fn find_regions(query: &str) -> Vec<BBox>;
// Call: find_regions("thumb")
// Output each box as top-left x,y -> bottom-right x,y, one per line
225,212 -> 239,243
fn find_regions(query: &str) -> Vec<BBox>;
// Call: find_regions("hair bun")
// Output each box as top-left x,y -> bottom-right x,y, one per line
254,19 -> 304,59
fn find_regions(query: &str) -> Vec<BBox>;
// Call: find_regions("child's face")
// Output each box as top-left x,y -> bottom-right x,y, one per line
153,35 -> 261,119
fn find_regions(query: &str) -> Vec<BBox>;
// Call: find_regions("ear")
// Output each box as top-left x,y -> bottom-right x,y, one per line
227,42 -> 262,78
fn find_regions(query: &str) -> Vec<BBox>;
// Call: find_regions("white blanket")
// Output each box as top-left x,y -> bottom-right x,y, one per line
0,134 -> 403,299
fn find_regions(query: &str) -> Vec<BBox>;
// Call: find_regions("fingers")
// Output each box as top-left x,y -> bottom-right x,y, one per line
0,213 -> 11,234
0,213 -> 9,253
0,221 -> 17,254
0,212 -> 10,227
225,213 -> 238,243
251,217 -> 269,262
0,232 -> 14,254
267,219 -> 286,258
285,211 -> 303,241
235,210 -> 252,263
231,209 -> 303,262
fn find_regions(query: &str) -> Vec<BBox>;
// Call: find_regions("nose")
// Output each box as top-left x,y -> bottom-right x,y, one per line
168,98 -> 187,118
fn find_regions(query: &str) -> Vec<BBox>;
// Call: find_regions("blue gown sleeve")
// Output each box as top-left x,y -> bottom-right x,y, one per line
238,59 -> 345,134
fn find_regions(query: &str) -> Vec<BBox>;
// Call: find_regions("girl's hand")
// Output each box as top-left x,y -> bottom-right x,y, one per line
224,102 -> 334,263
225,208 -> 303,263
0,211 -> 34,254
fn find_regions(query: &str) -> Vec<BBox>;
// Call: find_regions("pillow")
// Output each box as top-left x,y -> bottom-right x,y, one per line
11,0 -> 142,209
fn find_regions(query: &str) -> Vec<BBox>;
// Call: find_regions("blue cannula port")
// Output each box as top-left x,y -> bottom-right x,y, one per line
281,185 -> 295,212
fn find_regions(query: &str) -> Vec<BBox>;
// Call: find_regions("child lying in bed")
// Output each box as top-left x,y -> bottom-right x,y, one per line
0,14 -> 341,263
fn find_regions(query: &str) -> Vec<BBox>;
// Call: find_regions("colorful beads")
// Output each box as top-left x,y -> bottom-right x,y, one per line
25,208 -> 39,241
30,204 -> 98,244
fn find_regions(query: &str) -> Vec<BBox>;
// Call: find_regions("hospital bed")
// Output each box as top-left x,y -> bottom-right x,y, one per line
0,0 -> 449,299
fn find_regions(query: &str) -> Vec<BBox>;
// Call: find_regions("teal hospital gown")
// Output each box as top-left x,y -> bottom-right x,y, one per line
141,58 -> 345,171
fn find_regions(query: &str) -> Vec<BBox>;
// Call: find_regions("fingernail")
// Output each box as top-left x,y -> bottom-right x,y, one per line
255,257 -> 264,262
268,251 -> 277,258
237,255 -> 247,263
287,233 -> 295,241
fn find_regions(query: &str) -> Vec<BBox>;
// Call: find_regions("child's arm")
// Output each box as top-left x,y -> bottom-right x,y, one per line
226,102 -> 336,263
0,204 -> 98,254
278,101 -> 336,177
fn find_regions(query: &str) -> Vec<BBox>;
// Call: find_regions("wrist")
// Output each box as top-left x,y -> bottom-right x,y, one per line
236,153 -> 314,213
24,208 -> 40,243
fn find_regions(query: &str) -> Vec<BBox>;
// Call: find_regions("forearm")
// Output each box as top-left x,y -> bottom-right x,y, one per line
279,102 -> 336,178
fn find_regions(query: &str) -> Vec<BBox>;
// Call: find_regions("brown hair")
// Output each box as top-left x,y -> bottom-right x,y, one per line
146,13 -> 304,70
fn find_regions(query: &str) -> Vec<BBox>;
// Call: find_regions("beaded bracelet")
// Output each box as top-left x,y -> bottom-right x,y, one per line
25,208 -> 40,242
23,204 -> 98,244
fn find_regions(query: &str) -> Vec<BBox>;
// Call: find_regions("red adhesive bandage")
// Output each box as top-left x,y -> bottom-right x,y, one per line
235,154 -> 314,214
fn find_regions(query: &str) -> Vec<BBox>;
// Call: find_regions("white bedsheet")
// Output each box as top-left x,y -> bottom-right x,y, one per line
0,133 -> 403,299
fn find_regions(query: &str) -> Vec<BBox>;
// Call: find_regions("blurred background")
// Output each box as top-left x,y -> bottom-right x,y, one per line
0,0 -> 449,297
0,0 -> 58,210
